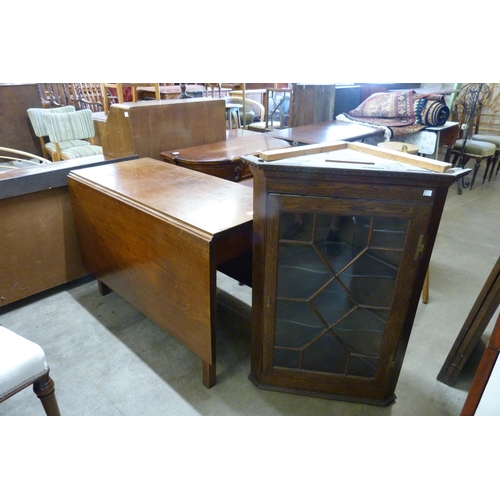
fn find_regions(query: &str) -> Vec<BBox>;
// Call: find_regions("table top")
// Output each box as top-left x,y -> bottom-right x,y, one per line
389,87 -> 461,95
161,134 -> 290,164
139,84 -> 206,95
68,157 -> 253,237
264,121 -> 385,145
425,121 -> 459,131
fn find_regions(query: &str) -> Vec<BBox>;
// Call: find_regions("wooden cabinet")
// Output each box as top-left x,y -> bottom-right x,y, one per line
291,84 -> 336,127
244,143 -> 457,405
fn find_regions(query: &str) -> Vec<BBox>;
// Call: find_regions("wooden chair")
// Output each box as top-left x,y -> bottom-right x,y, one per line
69,83 -> 105,112
38,83 -> 71,108
43,109 -> 103,161
101,83 -> 161,114
444,83 -> 496,191
224,97 -> 265,128
0,325 -> 60,416
27,105 -> 90,161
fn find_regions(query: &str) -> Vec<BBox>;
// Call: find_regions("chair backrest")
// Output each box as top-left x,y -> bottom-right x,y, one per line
43,109 -> 96,143
452,84 -> 490,138
71,83 -> 104,112
27,106 -> 76,138
225,97 -> 265,122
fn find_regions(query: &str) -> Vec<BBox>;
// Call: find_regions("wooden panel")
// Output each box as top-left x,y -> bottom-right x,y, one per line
291,84 -> 336,127
0,186 -> 87,306
69,177 -> 214,362
0,84 -> 43,156
0,155 -> 137,307
101,98 -> 227,160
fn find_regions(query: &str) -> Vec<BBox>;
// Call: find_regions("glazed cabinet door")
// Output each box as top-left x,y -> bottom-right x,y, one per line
252,192 -> 433,405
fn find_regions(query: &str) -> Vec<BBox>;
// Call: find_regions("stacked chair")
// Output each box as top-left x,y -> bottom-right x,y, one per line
27,107 -> 102,162
444,83 -> 498,191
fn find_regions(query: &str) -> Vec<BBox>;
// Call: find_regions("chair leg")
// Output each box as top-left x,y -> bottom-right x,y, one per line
490,152 -> 500,180
33,372 -> 61,416
469,159 -> 482,189
482,157 -> 493,184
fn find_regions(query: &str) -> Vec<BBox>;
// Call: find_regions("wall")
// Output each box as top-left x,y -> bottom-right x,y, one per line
479,83 -> 500,135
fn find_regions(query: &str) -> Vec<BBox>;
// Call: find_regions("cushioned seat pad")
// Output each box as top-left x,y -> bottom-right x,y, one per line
0,326 -> 48,399
60,145 -> 103,160
452,139 -> 496,156
472,134 -> 500,148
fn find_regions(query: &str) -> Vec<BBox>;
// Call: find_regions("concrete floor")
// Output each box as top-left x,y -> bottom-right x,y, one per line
1,158 -> 500,416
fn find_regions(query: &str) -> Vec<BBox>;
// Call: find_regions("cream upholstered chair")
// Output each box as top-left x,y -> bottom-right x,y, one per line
43,109 -> 103,161
27,106 -> 91,161
0,325 -> 60,416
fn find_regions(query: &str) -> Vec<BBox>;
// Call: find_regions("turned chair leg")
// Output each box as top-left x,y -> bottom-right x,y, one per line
33,372 -> 61,416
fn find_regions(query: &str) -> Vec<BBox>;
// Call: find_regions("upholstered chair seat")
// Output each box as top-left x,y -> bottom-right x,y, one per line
27,106 -> 88,161
43,109 -> 103,161
471,134 -> 500,181
448,138 -> 496,189
452,138 -> 496,157
0,325 -> 60,415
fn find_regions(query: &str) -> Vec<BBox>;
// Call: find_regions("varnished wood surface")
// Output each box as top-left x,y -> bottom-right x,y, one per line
264,120 -> 385,145
68,158 -> 253,388
101,98 -> 227,160
160,134 -> 290,181
0,186 -> 87,307
461,311 -> 500,415
69,158 -> 253,237
438,255 -> 500,386
0,155 -> 136,307
0,154 -> 137,199
0,84 -> 43,157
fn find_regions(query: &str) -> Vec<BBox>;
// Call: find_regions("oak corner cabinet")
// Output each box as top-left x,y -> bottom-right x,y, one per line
243,142 -> 457,406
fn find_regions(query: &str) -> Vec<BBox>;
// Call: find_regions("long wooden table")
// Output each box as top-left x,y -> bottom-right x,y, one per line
68,158 -> 253,388
160,131 -> 290,182
264,120 -> 386,146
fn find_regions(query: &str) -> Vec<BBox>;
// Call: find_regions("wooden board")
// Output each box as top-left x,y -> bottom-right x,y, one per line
258,141 -> 453,173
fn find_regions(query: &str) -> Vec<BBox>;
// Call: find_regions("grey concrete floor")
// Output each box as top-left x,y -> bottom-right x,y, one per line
1,158 -> 500,416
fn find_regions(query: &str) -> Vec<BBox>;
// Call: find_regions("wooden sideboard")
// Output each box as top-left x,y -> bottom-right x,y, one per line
101,98 -> 227,160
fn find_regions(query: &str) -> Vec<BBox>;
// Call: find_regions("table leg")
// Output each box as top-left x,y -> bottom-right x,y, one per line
422,268 -> 429,304
203,360 -> 216,388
